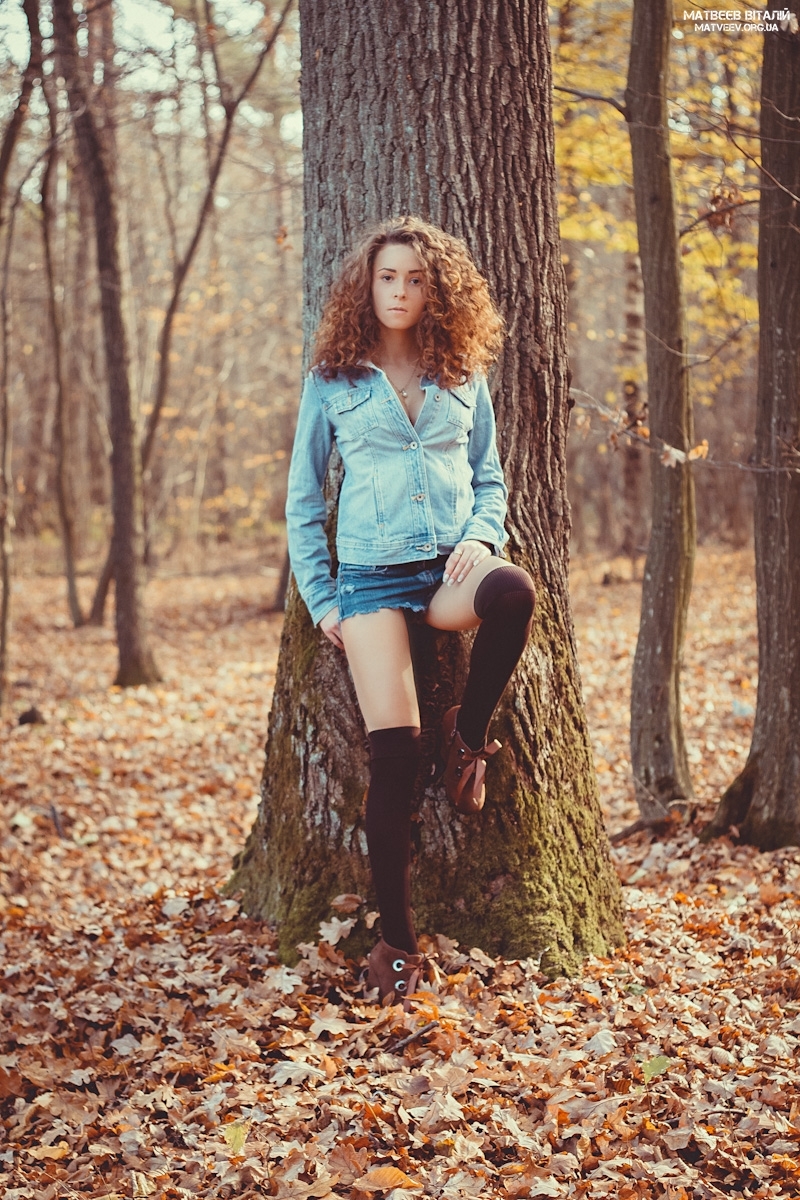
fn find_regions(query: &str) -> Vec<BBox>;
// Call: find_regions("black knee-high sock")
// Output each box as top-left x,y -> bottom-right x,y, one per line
365,725 -> 421,954
456,565 -> 536,752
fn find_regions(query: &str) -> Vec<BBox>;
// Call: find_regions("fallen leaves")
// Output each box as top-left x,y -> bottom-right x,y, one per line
354,1165 -> 423,1191
0,552 -> 798,1198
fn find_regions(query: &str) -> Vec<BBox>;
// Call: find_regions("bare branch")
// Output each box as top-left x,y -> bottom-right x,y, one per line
726,116 -> 800,205
0,0 -> 43,222
554,84 -> 628,119
141,0 -> 296,472
679,198 -> 759,237
686,320 -> 755,366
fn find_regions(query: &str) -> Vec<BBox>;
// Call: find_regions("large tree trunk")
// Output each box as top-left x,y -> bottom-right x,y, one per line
53,0 -> 160,687
230,0 -> 625,974
625,0 -> 696,821
705,12 -> 800,850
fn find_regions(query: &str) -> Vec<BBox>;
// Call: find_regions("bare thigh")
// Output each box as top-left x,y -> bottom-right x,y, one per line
424,556 -> 508,631
340,608 -> 420,732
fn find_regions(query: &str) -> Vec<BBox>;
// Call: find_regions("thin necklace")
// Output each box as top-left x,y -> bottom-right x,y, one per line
383,359 -> 420,399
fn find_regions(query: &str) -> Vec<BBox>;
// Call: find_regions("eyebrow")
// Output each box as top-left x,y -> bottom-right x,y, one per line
375,266 -> 425,273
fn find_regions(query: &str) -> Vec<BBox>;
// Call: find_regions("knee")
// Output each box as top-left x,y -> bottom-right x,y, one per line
473,564 -> 536,623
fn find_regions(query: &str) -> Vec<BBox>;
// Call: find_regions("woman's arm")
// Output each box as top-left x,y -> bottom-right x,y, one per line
285,372 -> 338,624
460,374 -> 509,554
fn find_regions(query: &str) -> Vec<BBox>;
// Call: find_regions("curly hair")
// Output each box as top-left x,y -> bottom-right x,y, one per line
311,216 -> 504,389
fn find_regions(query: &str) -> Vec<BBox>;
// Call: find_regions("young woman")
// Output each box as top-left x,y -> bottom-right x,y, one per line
286,216 -> 536,1004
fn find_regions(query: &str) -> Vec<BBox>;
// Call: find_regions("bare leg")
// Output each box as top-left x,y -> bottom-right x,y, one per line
340,607 -> 419,731
341,607 -> 420,954
424,556 -> 507,631
428,558 -> 537,784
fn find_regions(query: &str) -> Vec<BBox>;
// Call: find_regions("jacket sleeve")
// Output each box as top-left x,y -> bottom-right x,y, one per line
285,372 -> 338,625
460,374 -> 509,554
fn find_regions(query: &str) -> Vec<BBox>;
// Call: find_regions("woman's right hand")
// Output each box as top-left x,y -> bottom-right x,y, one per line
319,606 -> 344,650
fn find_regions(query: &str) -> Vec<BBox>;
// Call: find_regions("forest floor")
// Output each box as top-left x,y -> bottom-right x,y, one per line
1,546 -> 799,1200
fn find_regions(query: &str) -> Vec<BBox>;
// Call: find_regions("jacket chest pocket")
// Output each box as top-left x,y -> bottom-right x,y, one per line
446,387 -> 476,435
324,386 -> 379,440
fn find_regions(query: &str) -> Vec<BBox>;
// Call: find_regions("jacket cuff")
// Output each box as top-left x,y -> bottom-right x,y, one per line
308,588 -> 338,627
460,523 -> 508,557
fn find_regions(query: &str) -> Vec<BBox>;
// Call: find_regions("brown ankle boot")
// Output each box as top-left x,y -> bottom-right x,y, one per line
367,938 -> 423,1007
441,705 -> 502,815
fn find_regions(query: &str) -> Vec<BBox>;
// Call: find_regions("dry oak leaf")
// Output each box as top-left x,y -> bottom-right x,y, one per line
327,1141 -> 369,1184
354,1165 -> 423,1192
27,1140 -> 71,1161
318,916 -> 356,945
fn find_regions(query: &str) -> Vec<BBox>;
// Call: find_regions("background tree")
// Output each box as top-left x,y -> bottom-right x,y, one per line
705,10 -> 800,849
39,67 -> 85,627
88,0 -> 294,623
0,0 -> 41,709
553,2 -> 760,558
229,0 -> 625,972
625,0 -> 696,821
53,0 -> 161,686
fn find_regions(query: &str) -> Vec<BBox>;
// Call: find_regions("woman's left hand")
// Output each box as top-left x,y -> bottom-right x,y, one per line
443,540 -> 493,586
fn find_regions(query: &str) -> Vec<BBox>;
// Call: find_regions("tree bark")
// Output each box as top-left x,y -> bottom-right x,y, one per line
229,0 -> 624,973
53,0 -> 160,686
705,11 -> 800,850
625,0 -> 696,820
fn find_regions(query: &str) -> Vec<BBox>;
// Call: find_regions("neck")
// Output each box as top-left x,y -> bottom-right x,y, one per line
375,329 -> 420,366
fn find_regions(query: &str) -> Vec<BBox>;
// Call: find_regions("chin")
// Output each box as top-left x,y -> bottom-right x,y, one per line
387,314 -> 417,327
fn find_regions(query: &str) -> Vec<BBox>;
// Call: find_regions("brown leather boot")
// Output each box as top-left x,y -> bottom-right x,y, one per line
367,938 -> 423,1007
441,705 -> 502,815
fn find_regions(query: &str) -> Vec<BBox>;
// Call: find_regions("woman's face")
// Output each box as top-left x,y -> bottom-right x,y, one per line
371,243 -> 427,334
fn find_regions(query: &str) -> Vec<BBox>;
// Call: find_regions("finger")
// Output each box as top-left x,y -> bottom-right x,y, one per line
443,551 -> 461,585
456,550 -> 488,583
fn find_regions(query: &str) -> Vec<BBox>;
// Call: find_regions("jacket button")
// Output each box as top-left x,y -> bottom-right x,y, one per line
413,493 -> 425,501
421,544 -> 431,551
409,442 -> 418,450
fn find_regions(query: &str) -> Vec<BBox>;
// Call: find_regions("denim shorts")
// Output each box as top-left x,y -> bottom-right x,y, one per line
337,556 -> 449,622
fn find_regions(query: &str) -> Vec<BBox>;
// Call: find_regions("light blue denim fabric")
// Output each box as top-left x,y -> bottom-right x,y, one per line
285,365 -> 509,625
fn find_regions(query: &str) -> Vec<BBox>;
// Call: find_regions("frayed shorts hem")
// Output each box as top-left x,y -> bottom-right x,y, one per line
336,556 -> 448,623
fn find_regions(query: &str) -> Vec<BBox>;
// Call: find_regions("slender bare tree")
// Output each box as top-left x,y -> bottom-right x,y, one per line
53,0 -> 160,686
0,0 -> 42,709
705,10 -> 800,849
39,72 -> 85,627
625,0 -> 696,821
87,0 -> 295,623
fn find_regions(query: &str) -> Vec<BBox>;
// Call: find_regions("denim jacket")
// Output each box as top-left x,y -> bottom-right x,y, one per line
285,365 -> 509,625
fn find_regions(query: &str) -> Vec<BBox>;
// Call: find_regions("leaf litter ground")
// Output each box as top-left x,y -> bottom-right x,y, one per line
1,548 -> 798,1199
